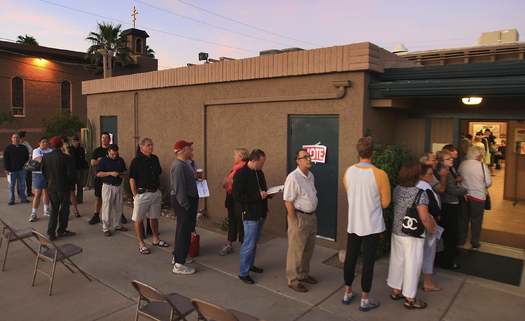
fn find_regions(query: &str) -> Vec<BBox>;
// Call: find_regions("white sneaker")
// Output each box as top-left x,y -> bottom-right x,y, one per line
29,213 -> 37,222
219,245 -> 234,256
43,210 -> 50,217
360,297 -> 379,311
185,257 -> 194,264
172,264 -> 195,275
342,292 -> 356,305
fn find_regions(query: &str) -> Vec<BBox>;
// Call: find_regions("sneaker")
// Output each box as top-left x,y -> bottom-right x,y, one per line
342,292 -> 356,305
29,213 -> 37,222
219,245 -> 234,256
88,213 -> 100,225
172,264 -> 195,275
470,246 -> 479,251
359,298 -> 380,312
57,230 -> 76,237
43,210 -> 51,217
185,257 -> 194,264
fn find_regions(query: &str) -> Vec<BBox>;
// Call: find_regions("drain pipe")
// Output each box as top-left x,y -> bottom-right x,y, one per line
200,80 -> 351,214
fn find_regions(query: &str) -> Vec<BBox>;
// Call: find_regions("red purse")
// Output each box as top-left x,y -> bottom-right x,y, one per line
188,225 -> 200,257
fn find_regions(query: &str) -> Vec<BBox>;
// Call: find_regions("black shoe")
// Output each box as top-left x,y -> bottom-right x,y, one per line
48,235 -> 57,240
120,214 -> 127,224
249,266 -> 263,273
239,275 -> 254,284
57,230 -> 76,237
88,213 -> 100,225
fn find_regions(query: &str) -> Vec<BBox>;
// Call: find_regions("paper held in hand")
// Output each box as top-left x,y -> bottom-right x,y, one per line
267,185 -> 284,195
197,180 -> 210,198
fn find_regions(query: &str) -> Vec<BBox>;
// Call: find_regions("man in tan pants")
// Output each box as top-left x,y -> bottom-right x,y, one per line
283,149 -> 318,292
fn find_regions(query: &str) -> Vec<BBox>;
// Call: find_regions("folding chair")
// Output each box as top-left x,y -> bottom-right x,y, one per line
31,230 -> 91,295
190,298 -> 260,321
0,218 -> 37,271
131,280 -> 194,321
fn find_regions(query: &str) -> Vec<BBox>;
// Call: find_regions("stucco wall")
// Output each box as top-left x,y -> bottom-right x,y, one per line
87,71 -> 368,249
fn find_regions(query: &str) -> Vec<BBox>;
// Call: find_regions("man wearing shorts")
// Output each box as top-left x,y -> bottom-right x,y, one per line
89,132 -> 110,225
129,138 -> 168,254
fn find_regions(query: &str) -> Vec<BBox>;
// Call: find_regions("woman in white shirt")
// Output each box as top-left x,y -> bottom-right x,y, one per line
28,137 -> 53,222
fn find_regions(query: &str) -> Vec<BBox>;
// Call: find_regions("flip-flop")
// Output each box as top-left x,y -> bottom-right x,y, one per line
153,240 -> 169,247
139,246 -> 150,254
423,285 -> 442,292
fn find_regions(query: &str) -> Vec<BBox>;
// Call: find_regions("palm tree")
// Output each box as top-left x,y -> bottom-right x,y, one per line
85,22 -> 133,67
16,34 -> 39,46
146,45 -> 155,59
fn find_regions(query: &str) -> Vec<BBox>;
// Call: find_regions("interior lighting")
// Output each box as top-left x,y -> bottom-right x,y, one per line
462,97 -> 482,105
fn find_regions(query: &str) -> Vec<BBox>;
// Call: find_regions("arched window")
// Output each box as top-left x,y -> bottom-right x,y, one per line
136,38 -> 142,54
61,80 -> 71,110
11,76 -> 24,116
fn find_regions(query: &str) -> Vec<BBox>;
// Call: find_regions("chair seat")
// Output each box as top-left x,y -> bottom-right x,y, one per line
42,244 -> 83,260
139,293 -> 194,320
3,227 -> 33,240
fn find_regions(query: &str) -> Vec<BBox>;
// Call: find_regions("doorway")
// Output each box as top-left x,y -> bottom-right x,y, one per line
100,116 -> 118,144
288,115 -> 339,241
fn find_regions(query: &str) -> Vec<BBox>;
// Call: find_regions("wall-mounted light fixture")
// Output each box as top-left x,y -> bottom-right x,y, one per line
462,97 -> 482,105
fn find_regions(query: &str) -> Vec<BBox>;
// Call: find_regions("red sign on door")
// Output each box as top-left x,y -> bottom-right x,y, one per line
303,145 -> 327,163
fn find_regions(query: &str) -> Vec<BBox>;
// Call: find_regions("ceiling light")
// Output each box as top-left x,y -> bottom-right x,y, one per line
462,97 -> 482,105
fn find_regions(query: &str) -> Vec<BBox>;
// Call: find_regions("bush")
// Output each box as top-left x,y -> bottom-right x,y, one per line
366,130 -> 417,258
41,110 -> 84,138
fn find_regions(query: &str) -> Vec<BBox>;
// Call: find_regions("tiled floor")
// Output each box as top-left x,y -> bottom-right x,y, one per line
483,166 -> 525,235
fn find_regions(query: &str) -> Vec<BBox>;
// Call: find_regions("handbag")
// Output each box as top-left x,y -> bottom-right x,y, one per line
401,189 -> 425,238
23,159 -> 40,172
188,225 -> 200,257
482,163 -> 491,210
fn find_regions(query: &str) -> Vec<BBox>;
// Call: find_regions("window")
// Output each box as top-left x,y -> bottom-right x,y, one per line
11,76 -> 24,116
136,38 -> 142,54
61,80 -> 71,110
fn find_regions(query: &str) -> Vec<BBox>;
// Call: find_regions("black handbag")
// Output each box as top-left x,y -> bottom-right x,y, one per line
401,189 -> 425,238
482,163 -> 491,210
23,159 -> 40,172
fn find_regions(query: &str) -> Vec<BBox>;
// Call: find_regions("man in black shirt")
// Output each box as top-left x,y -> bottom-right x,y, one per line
3,133 -> 30,205
89,132 -> 110,224
129,138 -> 168,254
96,144 -> 127,236
42,136 -> 77,240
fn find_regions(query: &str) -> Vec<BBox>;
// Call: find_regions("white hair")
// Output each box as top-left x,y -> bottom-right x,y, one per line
466,146 -> 484,160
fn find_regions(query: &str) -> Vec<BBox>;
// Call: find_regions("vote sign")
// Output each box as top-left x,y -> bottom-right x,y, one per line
303,145 -> 327,163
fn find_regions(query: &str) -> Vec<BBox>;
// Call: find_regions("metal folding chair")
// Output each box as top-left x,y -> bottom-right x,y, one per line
0,218 -> 37,271
31,230 -> 91,295
131,280 -> 194,321
190,298 -> 260,321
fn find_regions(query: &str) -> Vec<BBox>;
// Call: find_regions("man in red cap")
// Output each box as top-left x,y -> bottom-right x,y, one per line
41,136 -> 77,240
170,140 -> 199,275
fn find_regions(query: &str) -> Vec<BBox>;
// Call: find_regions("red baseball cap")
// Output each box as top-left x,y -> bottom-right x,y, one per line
174,140 -> 193,154
50,136 -> 63,148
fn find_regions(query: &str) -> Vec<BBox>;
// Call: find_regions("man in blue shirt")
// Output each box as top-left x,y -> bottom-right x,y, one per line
96,144 -> 127,237
3,133 -> 30,205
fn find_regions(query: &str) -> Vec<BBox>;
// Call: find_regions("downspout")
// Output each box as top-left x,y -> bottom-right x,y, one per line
134,92 -> 139,149
200,79 -> 351,214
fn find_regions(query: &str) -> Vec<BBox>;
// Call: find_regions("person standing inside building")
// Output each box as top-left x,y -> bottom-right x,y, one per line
342,137 -> 391,311
89,132 -> 110,225
171,140 -> 199,275
234,149 -> 270,285
42,136 -> 77,240
129,138 -> 168,254
96,144 -> 128,237
3,133 -> 30,205
283,149 -> 318,292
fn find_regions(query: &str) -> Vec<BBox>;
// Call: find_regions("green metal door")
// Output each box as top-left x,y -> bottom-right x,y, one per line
288,115 -> 339,241
100,116 -> 118,144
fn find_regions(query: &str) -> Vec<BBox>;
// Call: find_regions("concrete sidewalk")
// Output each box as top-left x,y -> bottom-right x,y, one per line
0,184 -> 524,320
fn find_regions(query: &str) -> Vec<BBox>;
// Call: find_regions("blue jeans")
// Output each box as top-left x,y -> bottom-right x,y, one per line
8,170 -> 27,202
239,218 -> 266,276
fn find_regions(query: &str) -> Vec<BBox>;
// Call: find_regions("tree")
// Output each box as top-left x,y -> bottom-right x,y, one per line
85,22 -> 133,67
146,45 -> 155,59
16,34 -> 39,46
41,110 -> 85,138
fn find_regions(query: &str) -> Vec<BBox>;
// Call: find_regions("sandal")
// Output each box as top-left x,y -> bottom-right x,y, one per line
391,291 -> 405,300
74,211 -> 81,218
139,246 -> 150,254
404,299 -> 426,310
153,240 -> 169,247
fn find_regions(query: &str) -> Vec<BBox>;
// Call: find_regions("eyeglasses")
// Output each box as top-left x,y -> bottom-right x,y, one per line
298,155 -> 311,160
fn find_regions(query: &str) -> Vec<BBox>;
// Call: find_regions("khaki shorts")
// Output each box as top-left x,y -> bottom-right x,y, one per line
132,189 -> 162,222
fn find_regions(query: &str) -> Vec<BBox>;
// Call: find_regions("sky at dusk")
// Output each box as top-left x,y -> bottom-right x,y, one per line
2,0 -> 524,70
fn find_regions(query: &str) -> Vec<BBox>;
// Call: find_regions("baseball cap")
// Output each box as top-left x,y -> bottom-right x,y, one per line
174,140 -> 193,154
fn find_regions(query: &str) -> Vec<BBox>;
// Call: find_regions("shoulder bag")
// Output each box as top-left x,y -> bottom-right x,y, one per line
401,189 -> 425,238
23,159 -> 40,172
482,163 -> 491,210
